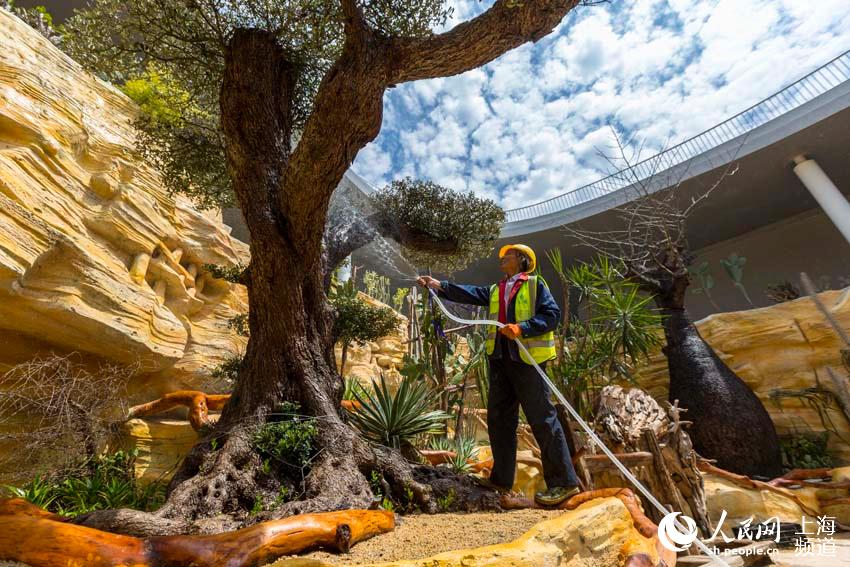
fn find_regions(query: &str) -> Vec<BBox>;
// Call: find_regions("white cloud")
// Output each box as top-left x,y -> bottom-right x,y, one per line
354,0 -> 850,211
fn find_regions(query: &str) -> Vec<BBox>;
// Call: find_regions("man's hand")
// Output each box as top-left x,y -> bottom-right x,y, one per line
417,276 -> 442,291
499,324 -> 523,340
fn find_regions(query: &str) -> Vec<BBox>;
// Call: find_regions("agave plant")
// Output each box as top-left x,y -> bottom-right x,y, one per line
342,376 -> 367,401
350,374 -> 450,450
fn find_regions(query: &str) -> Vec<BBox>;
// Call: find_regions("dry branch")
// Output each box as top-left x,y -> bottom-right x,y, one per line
0,498 -> 394,567
0,354 -> 135,480
127,391 -> 231,430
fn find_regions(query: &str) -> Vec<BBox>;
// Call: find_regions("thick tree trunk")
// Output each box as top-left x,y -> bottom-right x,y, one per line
656,291 -> 782,478
91,28 -> 485,534
156,29 -> 382,525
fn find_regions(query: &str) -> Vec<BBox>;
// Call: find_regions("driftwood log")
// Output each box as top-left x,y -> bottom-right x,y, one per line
581,385 -> 713,536
128,392 -> 364,431
0,498 -> 394,566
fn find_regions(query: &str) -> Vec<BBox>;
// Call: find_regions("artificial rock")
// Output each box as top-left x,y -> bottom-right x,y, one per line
0,8 -> 249,471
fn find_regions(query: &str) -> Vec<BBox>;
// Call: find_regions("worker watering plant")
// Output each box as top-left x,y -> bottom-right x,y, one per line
418,244 -> 581,506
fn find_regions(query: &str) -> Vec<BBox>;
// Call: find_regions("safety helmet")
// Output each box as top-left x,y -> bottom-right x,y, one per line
499,244 -> 536,273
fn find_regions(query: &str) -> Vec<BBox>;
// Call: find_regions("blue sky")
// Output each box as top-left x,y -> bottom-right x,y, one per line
353,0 -> 850,210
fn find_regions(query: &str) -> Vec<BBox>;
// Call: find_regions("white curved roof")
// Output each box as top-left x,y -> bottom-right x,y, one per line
502,49 -> 850,236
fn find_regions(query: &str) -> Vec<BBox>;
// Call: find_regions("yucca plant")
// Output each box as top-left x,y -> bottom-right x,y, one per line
343,376 -> 367,402
445,437 -> 480,474
350,375 -> 450,450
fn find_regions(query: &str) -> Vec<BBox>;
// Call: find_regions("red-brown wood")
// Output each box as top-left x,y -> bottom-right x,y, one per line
0,499 -> 394,567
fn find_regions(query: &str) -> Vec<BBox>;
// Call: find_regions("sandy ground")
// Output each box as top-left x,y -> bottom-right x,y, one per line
272,508 -> 564,566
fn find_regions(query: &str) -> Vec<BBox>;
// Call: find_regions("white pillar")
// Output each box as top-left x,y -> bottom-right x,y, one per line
793,155 -> 850,245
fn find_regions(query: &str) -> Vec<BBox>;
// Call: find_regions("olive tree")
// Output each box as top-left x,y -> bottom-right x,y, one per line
54,0 -> 583,534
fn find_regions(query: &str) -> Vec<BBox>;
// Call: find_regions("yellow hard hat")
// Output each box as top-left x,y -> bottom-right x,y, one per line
499,244 -> 536,272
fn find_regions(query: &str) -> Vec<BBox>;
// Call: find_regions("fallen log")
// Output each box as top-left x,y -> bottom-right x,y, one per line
0,499 -> 394,567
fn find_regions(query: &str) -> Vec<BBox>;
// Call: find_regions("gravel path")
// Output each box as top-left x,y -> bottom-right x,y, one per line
273,508 -> 564,566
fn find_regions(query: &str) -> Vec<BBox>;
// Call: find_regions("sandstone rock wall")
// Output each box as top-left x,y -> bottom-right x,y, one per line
637,288 -> 850,465
0,9 -> 249,399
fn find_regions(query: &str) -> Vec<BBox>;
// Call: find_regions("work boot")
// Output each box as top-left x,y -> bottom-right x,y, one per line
534,485 -> 581,507
474,476 -> 512,494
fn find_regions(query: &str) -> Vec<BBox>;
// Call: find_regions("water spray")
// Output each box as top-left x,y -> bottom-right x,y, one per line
425,287 -> 730,566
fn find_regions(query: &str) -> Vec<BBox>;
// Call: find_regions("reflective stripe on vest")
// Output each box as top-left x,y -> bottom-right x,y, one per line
485,275 -> 557,365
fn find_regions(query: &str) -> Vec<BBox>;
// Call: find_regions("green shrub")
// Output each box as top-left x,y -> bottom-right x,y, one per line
204,263 -> 248,284
227,313 -> 249,337
349,375 -> 450,450
330,279 -> 399,370
371,178 -> 505,274
2,450 -> 165,517
436,488 -> 456,512
211,354 -> 243,385
780,433 -> 833,470
252,402 -> 318,471
428,436 -> 479,474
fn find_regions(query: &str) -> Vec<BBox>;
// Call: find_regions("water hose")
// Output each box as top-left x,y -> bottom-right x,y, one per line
426,287 -> 729,566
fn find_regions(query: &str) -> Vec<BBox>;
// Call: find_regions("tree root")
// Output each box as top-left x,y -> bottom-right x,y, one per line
119,392 -> 502,532
0,497 -> 394,567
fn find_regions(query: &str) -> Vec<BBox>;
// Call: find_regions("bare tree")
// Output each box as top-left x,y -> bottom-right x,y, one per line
565,127 -> 782,478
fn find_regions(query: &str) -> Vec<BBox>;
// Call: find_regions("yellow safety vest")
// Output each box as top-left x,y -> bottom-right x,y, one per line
485,275 -> 557,365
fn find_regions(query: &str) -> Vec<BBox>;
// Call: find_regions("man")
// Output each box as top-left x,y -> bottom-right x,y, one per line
418,244 -> 581,506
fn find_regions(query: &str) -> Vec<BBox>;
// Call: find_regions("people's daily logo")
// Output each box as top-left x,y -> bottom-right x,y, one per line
658,512 -> 699,552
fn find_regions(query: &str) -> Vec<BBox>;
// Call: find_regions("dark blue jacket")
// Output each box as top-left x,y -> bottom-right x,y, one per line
438,276 -> 560,362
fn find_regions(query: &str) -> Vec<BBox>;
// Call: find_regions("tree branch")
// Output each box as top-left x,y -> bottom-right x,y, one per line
286,1 -> 577,266
390,0 -> 580,83
340,0 -> 368,39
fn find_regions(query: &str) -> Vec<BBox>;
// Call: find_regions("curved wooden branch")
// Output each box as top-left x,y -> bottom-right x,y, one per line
128,391 -> 231,430
0,499 -> 394,567
697,461 -> 822,518
767,467 -> 833,486
770,468 -> 832,482
130,392 -> 360,430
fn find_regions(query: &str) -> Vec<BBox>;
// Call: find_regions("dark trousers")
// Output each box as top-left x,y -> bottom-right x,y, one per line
487,357 -> 580,489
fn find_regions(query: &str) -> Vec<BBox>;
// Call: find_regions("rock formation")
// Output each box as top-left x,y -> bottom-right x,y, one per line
0,8 -> 249,470
272,495 -> 674,567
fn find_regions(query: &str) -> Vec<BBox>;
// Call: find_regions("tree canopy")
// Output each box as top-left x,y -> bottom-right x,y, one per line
372,178 -> 505,274
60,0 -> 454,210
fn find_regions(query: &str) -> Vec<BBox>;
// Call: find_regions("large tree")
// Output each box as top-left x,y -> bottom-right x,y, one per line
54,0 -> 582,535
